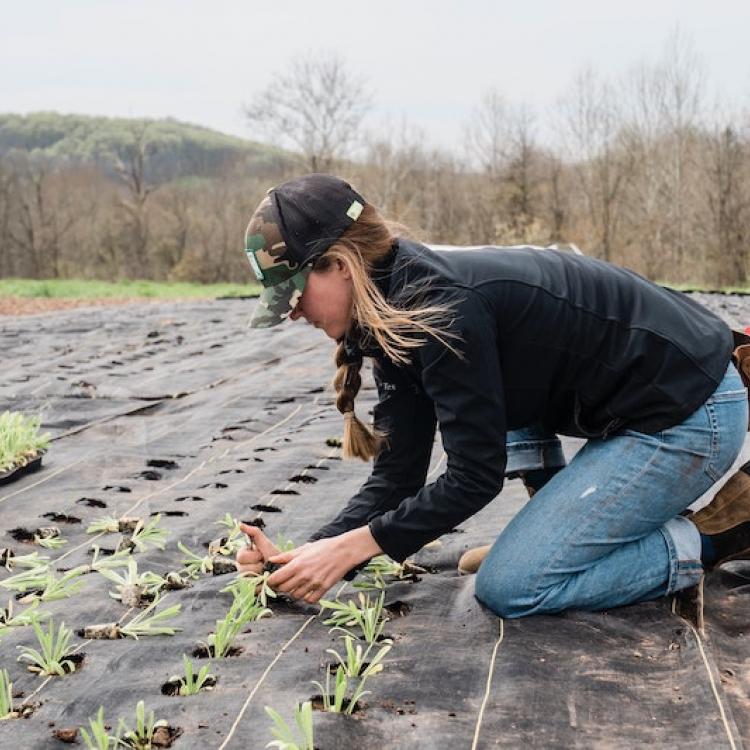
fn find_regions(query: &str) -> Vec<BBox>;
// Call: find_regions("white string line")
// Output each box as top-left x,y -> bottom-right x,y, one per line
216,615 -> 318,750
685,620 -> 738,750
471,618 -> 504,750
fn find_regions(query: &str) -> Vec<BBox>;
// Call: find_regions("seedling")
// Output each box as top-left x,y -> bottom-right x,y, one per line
86,516 -> 120,534
177,541 -> 214,578
34,532 -> 67,549
0,597 -> 49,634
99,558 -> 165,607
84,596 -> 183,641
170,654 -> 216,696
120,597 -> 181,639
320,591 -> 390,644
80,706 -> 121,749
87,545 -> 133,573
0,410 -> 50,473
117,700 -> 167,750
0,565 -> 50,593
17,618 -> 76,676
0,668 -> 13,720
2,550 -> 49,572
6,566 -> 86,603
353,554 -> 406,590
209,513 -> 245,556
127,515 -> 167,553
310,665 -> 368,715
265,701 -> 315,750
203,590 -> 270,658
311,665 -> 349,713
225,571 -> 277,607
326,634 -> 391,679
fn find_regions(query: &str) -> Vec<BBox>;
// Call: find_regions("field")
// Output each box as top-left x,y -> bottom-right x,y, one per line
0,293 -> 749,749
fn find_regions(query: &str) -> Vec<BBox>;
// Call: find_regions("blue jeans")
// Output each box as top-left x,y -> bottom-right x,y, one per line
475,362 -> 748,618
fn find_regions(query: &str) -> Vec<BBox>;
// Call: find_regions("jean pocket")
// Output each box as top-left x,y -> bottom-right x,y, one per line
704,394 -> 749,481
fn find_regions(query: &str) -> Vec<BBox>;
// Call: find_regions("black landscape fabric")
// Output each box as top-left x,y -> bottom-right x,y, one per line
0,293 -> 749,749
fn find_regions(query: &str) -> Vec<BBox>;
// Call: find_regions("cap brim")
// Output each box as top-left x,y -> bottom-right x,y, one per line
248,267 -> 311,329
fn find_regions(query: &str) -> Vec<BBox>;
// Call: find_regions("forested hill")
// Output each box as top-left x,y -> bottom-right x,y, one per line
0,112 -> 289,182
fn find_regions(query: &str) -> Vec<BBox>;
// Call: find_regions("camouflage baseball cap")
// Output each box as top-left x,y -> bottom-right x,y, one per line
244,174 -> 365,329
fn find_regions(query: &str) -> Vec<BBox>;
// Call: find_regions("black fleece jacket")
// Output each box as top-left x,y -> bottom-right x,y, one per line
308,239 -> 733,565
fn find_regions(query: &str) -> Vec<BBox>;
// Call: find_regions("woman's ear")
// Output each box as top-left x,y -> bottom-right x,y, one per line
335,257 -> 352,280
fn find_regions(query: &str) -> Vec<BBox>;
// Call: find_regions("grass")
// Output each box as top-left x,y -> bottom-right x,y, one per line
0,278 -> 261,299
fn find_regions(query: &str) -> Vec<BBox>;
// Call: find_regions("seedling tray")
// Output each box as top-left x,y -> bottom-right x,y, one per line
0,453 -> 43,486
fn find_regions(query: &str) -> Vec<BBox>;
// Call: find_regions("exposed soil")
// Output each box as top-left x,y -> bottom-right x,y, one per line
41,512 -> 81,524
309,695 -> 364,714
0,295 -> 200,316
384,600 -> 412,617
52,727 -> 78,743
161,674 -> 217,696
77,497 -> 108,508
192,644 -> 243,659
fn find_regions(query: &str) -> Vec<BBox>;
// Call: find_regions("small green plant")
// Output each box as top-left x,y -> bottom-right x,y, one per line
128,515 -> 167,552
86,516 -> 120,534
36,535 -> 67,549
2,550 -> 49,572
17,618 -> 76,676
80,706 -> 120,749
310,665 -> 367,714
171,654 -> 215,696
352,554 -> 406,590
265,701 -> 314,750
119,597 -> 182,639
326,634 -> 391,679
224,571 -> 277,607
0,410 -> 50,473
87,545 -> 132,573
0,597 -> 49,635
209,513 -> 245,556
5,566 -> 86,603
177,541 -> 214,578
204,590 -> 270,658
0,565 -> 50,594
0,668 -> 14,720
116,700 -> 167,750
320,591 -> 390,644
99,558 -> 165,606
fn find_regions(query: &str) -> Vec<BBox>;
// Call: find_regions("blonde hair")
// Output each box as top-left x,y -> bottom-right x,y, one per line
314,201 -> 460,461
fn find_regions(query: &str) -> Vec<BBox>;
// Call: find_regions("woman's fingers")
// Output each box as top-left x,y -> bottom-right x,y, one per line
236,547 -> 263,565
236,561 -> 264,576
239,523 -> 280,559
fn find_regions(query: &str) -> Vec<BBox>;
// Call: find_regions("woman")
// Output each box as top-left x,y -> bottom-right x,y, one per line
236,173 -> 750,619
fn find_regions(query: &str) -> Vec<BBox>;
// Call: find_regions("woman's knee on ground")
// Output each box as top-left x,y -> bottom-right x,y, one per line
474,561 -> 546,618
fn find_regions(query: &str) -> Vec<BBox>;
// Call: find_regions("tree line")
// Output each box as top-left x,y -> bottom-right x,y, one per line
1,34 -> 747,287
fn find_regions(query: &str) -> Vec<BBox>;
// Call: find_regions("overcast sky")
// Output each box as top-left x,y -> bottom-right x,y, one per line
2,0 -> 749,151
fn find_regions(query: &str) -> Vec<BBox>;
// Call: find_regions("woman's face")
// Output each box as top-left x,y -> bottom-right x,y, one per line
289,258 -> 353,340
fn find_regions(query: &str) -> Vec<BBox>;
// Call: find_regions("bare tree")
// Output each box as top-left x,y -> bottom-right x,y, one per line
111,121 -> 158,276
559,67 -> 632,261
244,52 -> 371,173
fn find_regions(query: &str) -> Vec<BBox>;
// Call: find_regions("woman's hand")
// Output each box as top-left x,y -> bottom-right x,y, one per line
235,523 -> 282,575
266,526 -> 384,605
